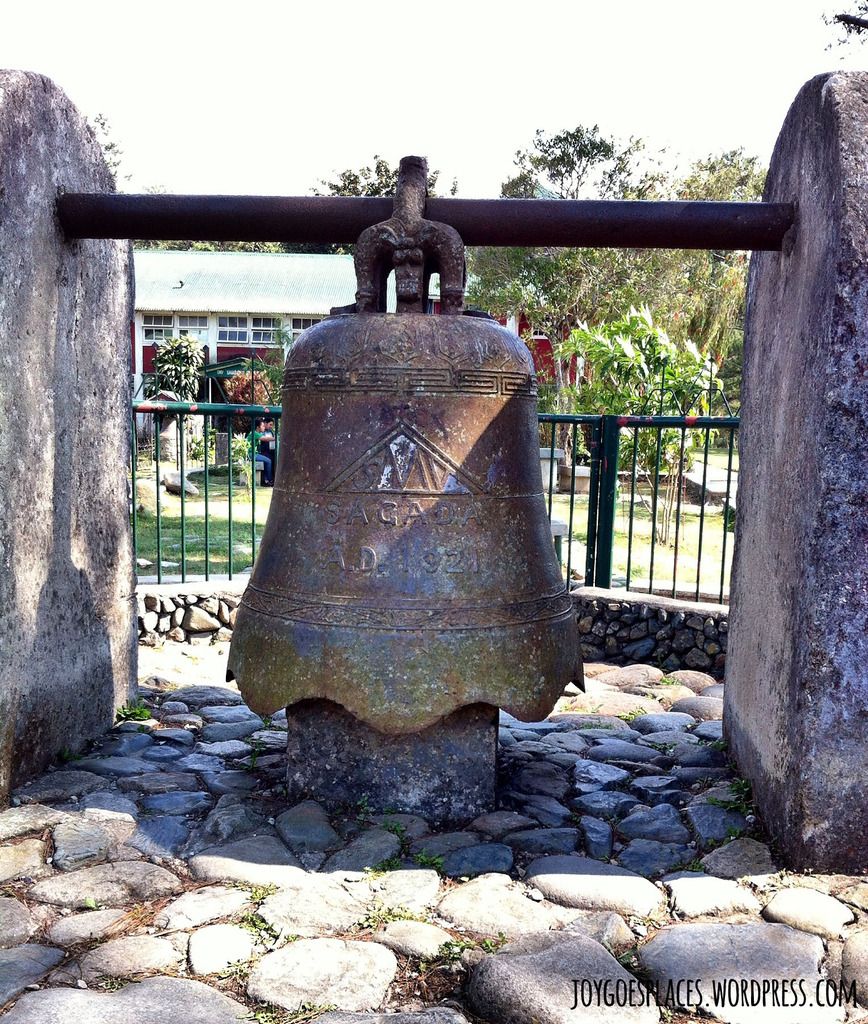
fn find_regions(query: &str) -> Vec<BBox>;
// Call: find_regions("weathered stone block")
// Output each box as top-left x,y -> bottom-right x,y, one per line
727,72 -> 868,870
684,648 -> 712,670
285,699 -> 497,824
182,606 -> 221,632
622,637 -> 655,660
0,72 -> 135,799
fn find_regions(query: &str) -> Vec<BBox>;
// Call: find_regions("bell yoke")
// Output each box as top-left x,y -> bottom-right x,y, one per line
228,156 -> 581,739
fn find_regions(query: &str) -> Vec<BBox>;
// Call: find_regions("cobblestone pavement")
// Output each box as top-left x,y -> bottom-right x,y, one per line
0,647 -> 865,1023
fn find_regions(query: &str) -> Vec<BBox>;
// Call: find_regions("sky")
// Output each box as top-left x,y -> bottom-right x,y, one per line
2,0 -> 867,198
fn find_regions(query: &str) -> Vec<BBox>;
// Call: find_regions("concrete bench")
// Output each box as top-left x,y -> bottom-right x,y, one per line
551,518 -> 569,563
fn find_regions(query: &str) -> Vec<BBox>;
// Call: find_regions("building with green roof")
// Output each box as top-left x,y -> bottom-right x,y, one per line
133,249 -> 415,394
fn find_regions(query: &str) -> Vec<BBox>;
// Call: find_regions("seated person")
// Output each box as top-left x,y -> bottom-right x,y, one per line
250,417 -> 275,487
259,417 -> 277,456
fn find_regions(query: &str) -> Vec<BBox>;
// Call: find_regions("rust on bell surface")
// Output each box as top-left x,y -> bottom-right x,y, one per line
228,156 -> 580,733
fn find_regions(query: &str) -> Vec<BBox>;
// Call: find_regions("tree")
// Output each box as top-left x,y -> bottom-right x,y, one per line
561,308 -> 718,544
561,307 -> 715,416
501,126 -> 657,201
646,149 -> 765,406
468,132 -> 764,412
826,6 -> 868,43
468,125 -> 668,411
146,336 -> 203,400
305,155 -> 458,255
315,155 -> 457,198
254,350 -> 285,400
90,114 -> 129,187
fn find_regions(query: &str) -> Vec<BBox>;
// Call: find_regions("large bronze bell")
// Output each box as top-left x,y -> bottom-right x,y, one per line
229,157 -> 580,820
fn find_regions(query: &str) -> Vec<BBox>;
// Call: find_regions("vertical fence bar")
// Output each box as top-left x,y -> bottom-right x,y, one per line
695,425 -> 712,601
648,427 -> 664,594
204,413 -> 210,582
547,421 -> 556,521
584,418 -> 603,586
130,414 -> 138,567
179,414 -> 187,583
155,413 -> 163,585
227,421 -> 234,581
671,426 -> 687,598
625,427 -> 639,590
594,416 -> 620,590
250,419 -> 256,566
565,422 -> 578,584
129,405 -> 743,594
719,427 -> 736,604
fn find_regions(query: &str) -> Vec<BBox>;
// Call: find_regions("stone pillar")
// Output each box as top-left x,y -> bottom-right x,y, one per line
215,432 -> 230,466
0,72 -> 136,799
726,72 -> 868,871
158,413 -> 178,465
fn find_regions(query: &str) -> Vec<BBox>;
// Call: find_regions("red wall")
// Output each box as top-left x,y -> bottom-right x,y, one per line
215,345 -> 278,362
139,323 -> 564,385
495,313 -> 559,382
140,343 -> 278,374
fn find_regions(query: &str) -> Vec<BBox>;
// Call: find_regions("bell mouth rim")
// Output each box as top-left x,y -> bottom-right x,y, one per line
227,592 -> 578,733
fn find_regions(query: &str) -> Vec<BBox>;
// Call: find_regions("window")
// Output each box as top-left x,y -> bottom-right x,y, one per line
289,316 -> 322,340
252,316 -> 282,344
178,315 -> 209,342
218,315 -> 248,343
143,314 -> 174,341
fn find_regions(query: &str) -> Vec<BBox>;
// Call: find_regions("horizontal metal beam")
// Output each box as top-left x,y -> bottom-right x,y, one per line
58,193 -> 794,251
538,412 -> 740,428
133,400 -> 282,416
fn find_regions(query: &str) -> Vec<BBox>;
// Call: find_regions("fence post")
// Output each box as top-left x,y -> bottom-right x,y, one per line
594,415 -> 621,589
583,418 -> 603,585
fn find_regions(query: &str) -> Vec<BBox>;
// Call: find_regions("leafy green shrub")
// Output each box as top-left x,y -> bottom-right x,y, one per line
147,336 -> 204,400
188,427 -> 216,464
116,700 -> 151,722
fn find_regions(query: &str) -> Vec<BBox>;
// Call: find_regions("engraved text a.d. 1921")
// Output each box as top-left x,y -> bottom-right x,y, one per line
323,542 -> 481,576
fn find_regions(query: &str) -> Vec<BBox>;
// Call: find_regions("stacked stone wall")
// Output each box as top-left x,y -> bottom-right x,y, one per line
137,581 -> 727,680
572,587 -> 727,679
136,584 -> 244,645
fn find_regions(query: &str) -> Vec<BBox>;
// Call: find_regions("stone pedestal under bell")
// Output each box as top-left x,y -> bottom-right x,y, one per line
285,700 -> 498,825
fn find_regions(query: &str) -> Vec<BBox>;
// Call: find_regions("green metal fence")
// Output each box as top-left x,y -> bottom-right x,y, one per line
539,412 -> 739,603
131,401 -> 738,602
131,400 -> 281,583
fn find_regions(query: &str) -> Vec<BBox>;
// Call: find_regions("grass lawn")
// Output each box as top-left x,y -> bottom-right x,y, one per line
549,484 -> 733,601
704,446 -> 740,472
133,466 -> 272,578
